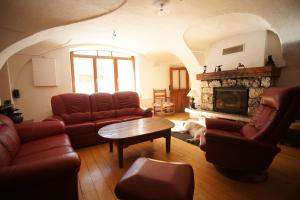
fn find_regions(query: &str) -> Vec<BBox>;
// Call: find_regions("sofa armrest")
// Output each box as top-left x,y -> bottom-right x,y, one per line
0,152 -> 80,187
15,120 -> 65,143
135,108 -> 153,117
205,118 -> 244,132
205,131 -> 281,171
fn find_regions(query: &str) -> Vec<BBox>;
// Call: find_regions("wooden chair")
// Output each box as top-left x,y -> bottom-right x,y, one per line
153,89 -> 175,116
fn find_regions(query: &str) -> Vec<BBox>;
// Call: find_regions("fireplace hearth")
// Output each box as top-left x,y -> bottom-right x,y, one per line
213,87 -> 248,115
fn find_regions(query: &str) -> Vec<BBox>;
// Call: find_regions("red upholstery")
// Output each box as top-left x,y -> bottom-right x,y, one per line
0,114 -> 80,200
50,91 -> 153,148
90,93 -> 116,120
201,87 -> 300,172
51,93 -> 91,124
115,157 -> 194,200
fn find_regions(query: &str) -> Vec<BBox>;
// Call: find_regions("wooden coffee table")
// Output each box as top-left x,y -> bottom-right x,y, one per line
98,118 -> 174,168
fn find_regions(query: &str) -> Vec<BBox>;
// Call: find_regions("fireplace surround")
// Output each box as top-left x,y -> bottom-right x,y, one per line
197,66 -> 280,116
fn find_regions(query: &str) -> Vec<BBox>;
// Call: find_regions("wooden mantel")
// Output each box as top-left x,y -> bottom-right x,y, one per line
196,66 -> 280,81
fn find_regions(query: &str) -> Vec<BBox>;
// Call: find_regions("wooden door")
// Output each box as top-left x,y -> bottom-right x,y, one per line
170,67 -> 190,112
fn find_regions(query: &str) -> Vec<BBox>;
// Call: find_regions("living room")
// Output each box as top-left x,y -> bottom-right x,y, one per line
0,0 -> 300,200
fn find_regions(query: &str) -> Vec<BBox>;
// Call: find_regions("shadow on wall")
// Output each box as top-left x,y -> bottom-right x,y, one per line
277,41 -> 300,86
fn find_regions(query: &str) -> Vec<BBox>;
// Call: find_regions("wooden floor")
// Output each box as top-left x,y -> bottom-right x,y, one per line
77,113 -> 300,200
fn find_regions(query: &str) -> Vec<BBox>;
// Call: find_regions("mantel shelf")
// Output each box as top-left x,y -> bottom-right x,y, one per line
196,66 -> 280,81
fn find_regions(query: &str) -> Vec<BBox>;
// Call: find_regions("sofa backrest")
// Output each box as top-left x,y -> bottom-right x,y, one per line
90,93 -> 116,120
241,87 -> 300,143
51,93 -> 91,124
0,115 -> 20,167
113,91 -> 140,117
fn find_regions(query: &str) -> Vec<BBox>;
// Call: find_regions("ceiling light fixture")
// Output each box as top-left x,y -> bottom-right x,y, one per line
153,0 -> 170,16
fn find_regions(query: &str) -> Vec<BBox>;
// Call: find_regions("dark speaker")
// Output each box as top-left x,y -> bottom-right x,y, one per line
12,89 -> 20,98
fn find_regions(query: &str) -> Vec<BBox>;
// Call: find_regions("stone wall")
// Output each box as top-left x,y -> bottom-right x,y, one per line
200,76 -> 273,115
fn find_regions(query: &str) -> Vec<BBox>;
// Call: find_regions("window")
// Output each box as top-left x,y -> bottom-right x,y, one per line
70,50 -> 136,94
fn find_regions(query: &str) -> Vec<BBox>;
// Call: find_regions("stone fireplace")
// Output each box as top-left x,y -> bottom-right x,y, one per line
197,66 -> 280,116
213,87 -> 248,115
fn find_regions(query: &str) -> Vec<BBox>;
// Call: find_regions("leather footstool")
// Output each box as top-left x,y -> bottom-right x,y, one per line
115,157 -> 194,200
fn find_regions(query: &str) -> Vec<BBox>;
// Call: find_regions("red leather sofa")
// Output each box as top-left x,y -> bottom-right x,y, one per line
200,87 -> 300,172
0,114 -> 81,200
50,91 -> 152,148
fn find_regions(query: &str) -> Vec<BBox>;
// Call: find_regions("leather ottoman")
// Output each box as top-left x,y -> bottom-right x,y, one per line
115,157 -> 194,200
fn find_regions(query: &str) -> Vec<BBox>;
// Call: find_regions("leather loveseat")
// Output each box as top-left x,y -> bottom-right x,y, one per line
0,114 -> 81,200
50,91 -> 152,148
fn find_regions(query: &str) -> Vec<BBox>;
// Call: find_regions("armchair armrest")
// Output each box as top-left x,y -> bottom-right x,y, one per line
134,108 -> 153,117
0,152 -> 80,187
205,118 -> 244,132
205,131 -> 281,171
15,120 -> 65,143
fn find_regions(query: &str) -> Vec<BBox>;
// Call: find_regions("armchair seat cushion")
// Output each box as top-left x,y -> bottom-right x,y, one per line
17,134 -> 71,158
65,122 -> 95,136
200,129 -> 242,151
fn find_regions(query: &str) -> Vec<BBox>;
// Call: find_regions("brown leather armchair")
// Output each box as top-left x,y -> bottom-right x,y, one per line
0,114 -> 81,200
200,87 -> 300,172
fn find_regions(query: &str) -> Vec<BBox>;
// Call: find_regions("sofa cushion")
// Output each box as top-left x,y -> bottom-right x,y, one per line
113,91 -> 140,109
94,118 -> 122,130
51,93 -> 91,124
65,122 -> 95,136
17,134 -> 71,158
90,93 -> 116,120
116,108 -> 137,117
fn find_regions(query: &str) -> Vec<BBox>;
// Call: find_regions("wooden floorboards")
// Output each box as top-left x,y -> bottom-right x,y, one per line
77,113 -> 300,200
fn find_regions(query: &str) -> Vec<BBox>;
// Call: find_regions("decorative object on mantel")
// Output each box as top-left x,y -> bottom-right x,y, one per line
214,65 -> 222,72
197,66 -> 280,81
187,89 -> 199,109
236,62 -> 245,70
266,55 -> 275,67
203,65 -> 207,73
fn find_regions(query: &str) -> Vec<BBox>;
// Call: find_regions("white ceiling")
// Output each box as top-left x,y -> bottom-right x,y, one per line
0,0 -> 125,51
1,0 -> 300,73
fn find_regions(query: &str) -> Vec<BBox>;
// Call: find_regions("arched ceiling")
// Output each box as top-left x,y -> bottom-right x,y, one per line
184,13 -> 272,51
0,0 -> 125,52
1,0 -> 300,87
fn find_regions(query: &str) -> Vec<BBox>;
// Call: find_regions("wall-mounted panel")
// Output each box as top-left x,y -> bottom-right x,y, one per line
32,57 -> 59,86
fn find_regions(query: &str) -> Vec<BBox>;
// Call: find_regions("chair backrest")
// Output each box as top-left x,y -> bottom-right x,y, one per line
51,93 -> 91,124
90,93 -> 116,120
0,114 -> 21,167
153,89 -> 167,103
241,87 -> 300,144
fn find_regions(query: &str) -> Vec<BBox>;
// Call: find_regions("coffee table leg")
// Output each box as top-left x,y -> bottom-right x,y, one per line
166,130 -> 171,153
109,140 -> 113,152
118,141 -> 124,168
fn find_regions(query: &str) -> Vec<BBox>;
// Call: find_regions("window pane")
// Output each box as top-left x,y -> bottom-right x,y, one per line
172,70 -> 179,89
97,50 -> 112,56
73,57 -> 94,94
117,60 -> 135,91
180,70 -> 187,89
112,52 -> 131,58
97,59 -> 115,93
73,50 -> 97,56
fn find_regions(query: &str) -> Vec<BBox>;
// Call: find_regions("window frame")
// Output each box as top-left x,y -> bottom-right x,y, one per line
70,51 -> 136,93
